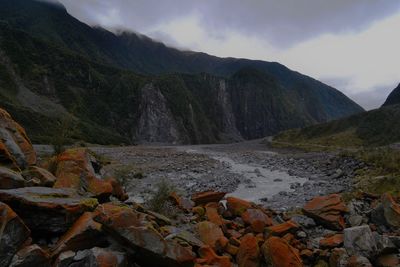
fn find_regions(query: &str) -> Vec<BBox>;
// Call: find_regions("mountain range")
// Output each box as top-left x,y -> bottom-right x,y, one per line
0,0 -> 364,144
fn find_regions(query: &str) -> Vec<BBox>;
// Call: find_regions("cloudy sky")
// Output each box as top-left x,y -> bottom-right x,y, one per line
57,0 -> 400,110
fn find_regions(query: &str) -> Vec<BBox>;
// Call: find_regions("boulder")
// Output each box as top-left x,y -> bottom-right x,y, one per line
205,203 -> 223,226
373,232 -> 397,255
0,166 -> 26,189
381,193 -> 400,228
22,166 -> 57,187
346,255 -> 372,267
51,212 -> 106,257
319,234 -> 344,248
54,247 -> 128,267
94,203 -> 195,267
303,194 -> 347,230
226,197 -> 252,216
291,215 -> 316,228
344,225 -> 377,258
191,191 -> 226,206
0,187 -> 98,234
241,208 -> 273,233
0,108 -> 36,169
0,202 -> 31,267
197,246 -> 232,267
261,236 -> 303,267
266,220 -> 299,236
376,254 -> 400,267
236,233 -> 260,267
196,221 -> 225,249
0,141 -> 19,170
9,244 -> 51,267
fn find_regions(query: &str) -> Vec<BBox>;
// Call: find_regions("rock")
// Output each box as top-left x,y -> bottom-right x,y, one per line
319,234 -> 344,248
241,208 -> 273,233
291,215 -> 316,228
266,220 -> 299,236
381,193 -> 400,228
0,202 -> 31,266
54,247 -> 128,267
346,255 -> 372,267
191,191 -> 226,206
170,192 -> 194,211
197,221 -> 224,249
205,203 -> 223,226
94,202 -> 195,267
0,141 -> 19,170
0,166 -> 26,189
348,215 -> 363,227
261,236 -> 302,267
226,197 -> 252,216
54,148 -> 126,201
344,225 -> 377,258
373,232 -> 397,255
329,248 -> 348,267
303,194 -> 347,230
197,245 -> 232,267
22,166 -> 57,187
0,108 -> 36,169
376,254 -> 400,267
9,244 -> 51,267
51,212 -> 106,257
0,187 -> 98,234
236,233 -> 260,267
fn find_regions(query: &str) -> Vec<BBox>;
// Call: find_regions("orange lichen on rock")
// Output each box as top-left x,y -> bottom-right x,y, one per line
261,236 -> 303,267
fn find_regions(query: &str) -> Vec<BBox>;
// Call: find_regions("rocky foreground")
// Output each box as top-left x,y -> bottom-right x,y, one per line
1,107 -> 400,267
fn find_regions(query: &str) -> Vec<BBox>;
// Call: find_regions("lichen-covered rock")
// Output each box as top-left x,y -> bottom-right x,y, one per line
303,194 -> 347,230
0,141 -> 19,170
197,221 -> 225,249
0,108 -> 36,169
94,203 -> 195,267
241,208 -> 273,233
0,166 -> 26,189
170,192 -> 194,211
205,202 -> 224,226
0,187 -> 98,234
236,233 -> 260,267
319,234 -> 344,248
191,191 -> 226,206
266,220 -> 299,236
261,236 -> 303,267
226,197 -> 252,216
346,255 -> 372,267
22,166 -> 57,187
381,193 -> 400,228
51,212 -> 106,257
0,202 -> 31,267
344,225 -> 377,258
9,244 -> 51,267
197,245 -> 232,267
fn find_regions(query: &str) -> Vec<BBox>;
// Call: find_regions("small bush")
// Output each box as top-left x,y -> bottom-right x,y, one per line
147,179 -> 176,214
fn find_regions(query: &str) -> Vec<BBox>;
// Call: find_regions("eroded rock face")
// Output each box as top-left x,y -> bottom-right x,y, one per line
0,187 -> 98,235
261,236 -> 303,267
0,202 -> 31,267
0,166 -> 26,189
0,108 -> 36,169
303,194 -> 347,230
93,203 -> 195,267
9,244 -> 51,267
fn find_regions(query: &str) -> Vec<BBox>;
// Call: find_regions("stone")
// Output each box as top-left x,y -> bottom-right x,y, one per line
241,208 -> 273,233
51,212 -> 106,257
0,202 -> 31,266
0,166 -> 26,189
329,248 -> 348,267
0,141 -> 19,170
346,255 -> 372,267
381,193 -> 400,228
197,221 -> 225,249
291,215 -> 316,228
94,203 -> 195,267
266,220 -> 300,236
191,191 -> 226,206
348,215 -> 363,227
0,108 -> 36,169
205,203 -> 223,226
9,244 -> 51,267
54,247 -> 128,267
226,197 -> 252,216
344,225 -> 377,258
22,166 -> 57,187
261,236 -> 302,267
376,254 -> 400,267
197,245 -> 232,267
319,234 -> 344,248
236,233 -> 260,267
54,148 -> 126,201
373,232 -> 397,255
303,194 -> 347,230
170,192 -> 194,211
0,187 -> 98,234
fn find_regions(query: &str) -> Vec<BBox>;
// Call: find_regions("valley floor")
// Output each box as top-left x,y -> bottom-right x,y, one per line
35,139 -> 362,211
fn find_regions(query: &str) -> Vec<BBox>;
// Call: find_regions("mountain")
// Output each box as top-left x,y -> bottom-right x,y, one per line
274,85 -> 400,147
0,0 -> 364,144
382,83 -> 400,107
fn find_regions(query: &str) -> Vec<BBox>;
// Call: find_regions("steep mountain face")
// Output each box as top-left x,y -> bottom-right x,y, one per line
382,83 -> 400,107
0,0 -> 364,144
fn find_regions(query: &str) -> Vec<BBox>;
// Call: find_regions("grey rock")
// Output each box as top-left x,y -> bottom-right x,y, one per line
291,215 -> 316,228
344,225 -> 377,258
373,232 -> 398,255
348,215 -> 363,227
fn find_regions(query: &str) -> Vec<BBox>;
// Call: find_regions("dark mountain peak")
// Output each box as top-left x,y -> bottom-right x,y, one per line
382,83 -> 400,107
35,0 -> 66,10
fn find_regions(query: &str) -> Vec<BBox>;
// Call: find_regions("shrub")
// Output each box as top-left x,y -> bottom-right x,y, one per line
147,179 -> 176,214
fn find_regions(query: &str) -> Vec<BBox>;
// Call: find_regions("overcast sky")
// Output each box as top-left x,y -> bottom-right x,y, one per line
56,0 -> 400,110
